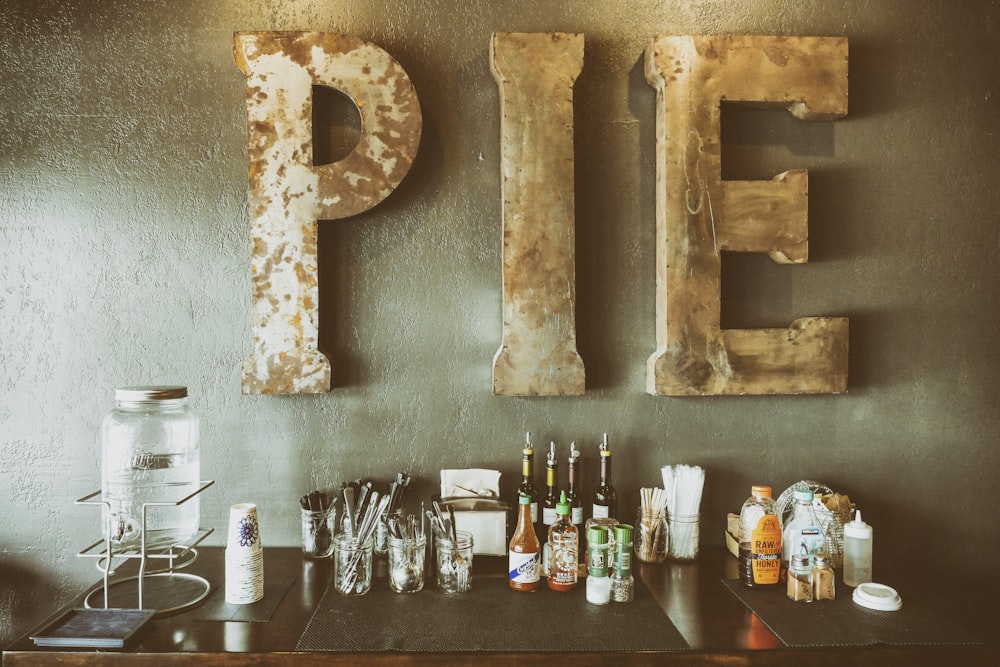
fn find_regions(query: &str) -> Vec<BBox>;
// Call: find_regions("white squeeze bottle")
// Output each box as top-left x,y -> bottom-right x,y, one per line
843,509 -> 873,587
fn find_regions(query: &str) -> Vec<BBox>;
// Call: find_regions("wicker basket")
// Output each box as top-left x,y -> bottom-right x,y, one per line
776,481 -> 851,569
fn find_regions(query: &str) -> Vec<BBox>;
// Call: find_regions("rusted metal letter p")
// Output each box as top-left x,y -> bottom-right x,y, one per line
235,32 -> 421,393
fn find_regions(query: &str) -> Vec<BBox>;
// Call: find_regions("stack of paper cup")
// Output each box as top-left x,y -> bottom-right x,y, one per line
225,503 -> 264,604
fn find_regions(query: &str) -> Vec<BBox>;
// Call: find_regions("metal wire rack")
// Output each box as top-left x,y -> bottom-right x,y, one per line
76,480 -> 214,614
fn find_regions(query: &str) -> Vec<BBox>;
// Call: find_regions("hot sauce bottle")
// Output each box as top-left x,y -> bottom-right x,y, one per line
547,491 -> 579,592
508,494 -> 541,591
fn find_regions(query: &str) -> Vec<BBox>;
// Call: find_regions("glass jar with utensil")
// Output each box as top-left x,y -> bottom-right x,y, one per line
301,506 -> 336,559
435,531 -> 473,593
333,534 -> 374,596
388,533 -> 426,593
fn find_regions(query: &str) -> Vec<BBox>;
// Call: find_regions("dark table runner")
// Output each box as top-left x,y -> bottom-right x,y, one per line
722,578 -> 982,648
193,576 -> 295,622
297,575 -> 688,652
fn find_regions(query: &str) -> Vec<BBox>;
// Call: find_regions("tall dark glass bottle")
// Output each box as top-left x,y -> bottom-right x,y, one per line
542,442 -> 559,528
565,441 -> 583,526
516,433 -> 539,525
591,433 -> 617,520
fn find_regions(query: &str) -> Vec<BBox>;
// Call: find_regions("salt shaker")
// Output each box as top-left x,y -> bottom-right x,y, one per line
812,553 -> 835,601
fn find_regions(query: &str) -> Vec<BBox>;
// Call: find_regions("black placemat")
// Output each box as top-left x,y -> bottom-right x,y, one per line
297,575 -> 687,652
193,576 -> 294,622
722,579 -> 983,648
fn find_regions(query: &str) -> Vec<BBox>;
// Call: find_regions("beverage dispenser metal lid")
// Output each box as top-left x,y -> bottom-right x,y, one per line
115,386 -> 188,401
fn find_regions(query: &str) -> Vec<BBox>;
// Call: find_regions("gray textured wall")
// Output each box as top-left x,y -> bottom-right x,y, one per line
2,0 -> 998,645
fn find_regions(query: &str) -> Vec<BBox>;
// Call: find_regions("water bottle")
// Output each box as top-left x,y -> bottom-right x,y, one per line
100,386 -> 200,550
781,488 -> 826,571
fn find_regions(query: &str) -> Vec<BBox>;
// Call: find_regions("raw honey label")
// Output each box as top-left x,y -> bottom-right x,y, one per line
750,515 -> 782,584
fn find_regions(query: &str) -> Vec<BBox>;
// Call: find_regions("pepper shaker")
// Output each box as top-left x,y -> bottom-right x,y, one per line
786,554 -> 813,602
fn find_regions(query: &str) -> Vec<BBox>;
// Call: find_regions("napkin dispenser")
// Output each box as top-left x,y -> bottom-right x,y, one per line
433,496 -> 509,556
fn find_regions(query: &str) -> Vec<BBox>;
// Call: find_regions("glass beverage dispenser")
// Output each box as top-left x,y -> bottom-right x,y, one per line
100,386 -> 200,551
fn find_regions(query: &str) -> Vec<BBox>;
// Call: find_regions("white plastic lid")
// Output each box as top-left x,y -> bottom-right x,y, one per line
852,582 -> 901,611
844,509 -> 873,539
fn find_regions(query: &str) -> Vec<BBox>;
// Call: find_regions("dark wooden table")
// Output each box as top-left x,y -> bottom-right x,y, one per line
3,546 -> 990,666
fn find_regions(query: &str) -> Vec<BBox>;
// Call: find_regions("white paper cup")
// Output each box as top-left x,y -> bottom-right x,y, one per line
227,503 -> 262,552
225,548 -> 264,604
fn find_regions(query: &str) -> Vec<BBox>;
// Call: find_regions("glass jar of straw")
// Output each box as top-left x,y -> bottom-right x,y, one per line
661,465 -> 705,562
635,487 -> 670,563
667,513 -> 700,561
634,506 -> 668,563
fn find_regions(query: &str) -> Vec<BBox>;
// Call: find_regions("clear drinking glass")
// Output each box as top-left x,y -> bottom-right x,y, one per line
435,531 -> 473,593
388,534 -> 426,593
333,534 -> 374,595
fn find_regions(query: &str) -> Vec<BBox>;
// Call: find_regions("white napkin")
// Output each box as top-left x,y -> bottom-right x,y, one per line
440,469 -> 501,498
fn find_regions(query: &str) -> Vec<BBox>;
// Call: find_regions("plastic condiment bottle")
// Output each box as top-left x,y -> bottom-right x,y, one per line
843,509 -> 873,587
738,485 -> 782,588
547,491 -> 579,591
509,494 -> 541,591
